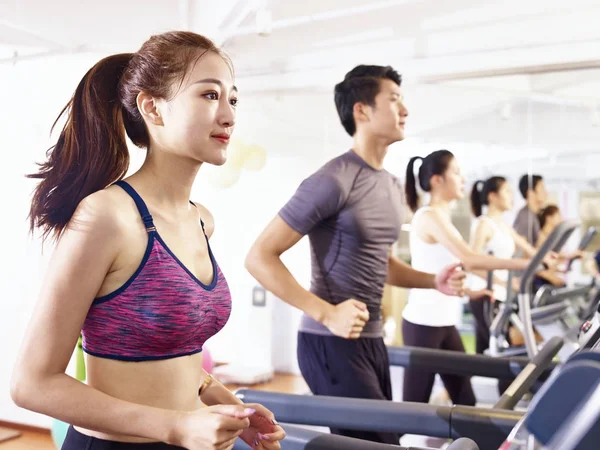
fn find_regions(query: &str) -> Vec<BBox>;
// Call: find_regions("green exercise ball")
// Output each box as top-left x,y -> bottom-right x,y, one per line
51,419 -> 68,448
51,336 -> 86,448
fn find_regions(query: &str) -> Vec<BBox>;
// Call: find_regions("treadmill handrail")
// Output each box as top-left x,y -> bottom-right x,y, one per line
231,424 -> 404,449
234,389 -> 522,440
566,226 -> 597,271
519,220 -> 579,295
530,300 -> 572,323
231,425 -> 480,450
520,220 -> 579,358
387,345 -> 558,380
494,336 -> 564,410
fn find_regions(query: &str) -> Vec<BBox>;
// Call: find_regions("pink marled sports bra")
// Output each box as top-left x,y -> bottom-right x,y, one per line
81,180 -> 232,362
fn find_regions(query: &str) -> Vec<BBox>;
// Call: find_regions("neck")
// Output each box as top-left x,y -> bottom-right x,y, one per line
429,193 -> 452,216
542,223 -> 554,234
526,198 -> 540,214
352,131 -> 390,170
129,148 -> 201,212
486,204 -> 504,218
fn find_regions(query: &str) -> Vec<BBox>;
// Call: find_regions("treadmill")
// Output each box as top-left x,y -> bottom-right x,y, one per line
232,425 -> 479,450
230,224 -> 600,449
387,220 -> 578,387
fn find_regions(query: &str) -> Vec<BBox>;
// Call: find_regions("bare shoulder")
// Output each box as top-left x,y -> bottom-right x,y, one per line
475,217 -> 493,234
68,185 -> 134,237
418,207 -> 444,226
190,200 -> 215,238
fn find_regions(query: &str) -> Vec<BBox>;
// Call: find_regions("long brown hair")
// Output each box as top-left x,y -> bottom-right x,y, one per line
27,31 -> 228,241
405,150 -> 454,212
470,176 -> 507,217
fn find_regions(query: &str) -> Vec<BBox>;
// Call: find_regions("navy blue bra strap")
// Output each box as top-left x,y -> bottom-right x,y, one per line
189,201 -> 205,230
115,180 -> 156,232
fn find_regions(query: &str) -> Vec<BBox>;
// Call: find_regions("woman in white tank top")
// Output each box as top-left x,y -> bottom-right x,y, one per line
401,150 -> 554,407
469,177 -> 540,300
468,176 -> 540,355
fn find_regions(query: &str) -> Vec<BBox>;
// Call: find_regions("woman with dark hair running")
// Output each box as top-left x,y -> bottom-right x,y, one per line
402,151 -> 556,406
11,31 -> 284,450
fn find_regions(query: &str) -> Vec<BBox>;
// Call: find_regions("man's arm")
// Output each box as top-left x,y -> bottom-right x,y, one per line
245,216 -> 369,339
386,254 -> 435,289
245,171 -> 369,339
245,215 -> 333,324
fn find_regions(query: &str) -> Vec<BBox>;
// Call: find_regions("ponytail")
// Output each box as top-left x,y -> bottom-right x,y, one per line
27,53 -> 134,240
27,31 -> 225,241
470,176 -> 507,218
405,156 -> 423,212
470,180 -> 485,217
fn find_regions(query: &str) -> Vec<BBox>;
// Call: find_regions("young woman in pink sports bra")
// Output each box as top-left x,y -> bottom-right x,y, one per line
11,31 -> 284,450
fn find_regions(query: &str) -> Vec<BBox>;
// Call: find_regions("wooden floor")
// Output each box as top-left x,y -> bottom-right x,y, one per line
0,374 -> 307,450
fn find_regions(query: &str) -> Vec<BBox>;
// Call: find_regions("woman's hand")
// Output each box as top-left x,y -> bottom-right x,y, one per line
466,288 -> 495,302
239,403 -> 286,449
171,405 -> 254,450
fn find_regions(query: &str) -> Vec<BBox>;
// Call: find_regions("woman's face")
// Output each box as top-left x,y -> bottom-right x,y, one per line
489,181 -> 513,212
148,51 -> 238,166
437,157 -> 465,201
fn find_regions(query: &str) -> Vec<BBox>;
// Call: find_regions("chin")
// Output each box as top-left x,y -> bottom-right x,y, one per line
204,149 -> 228,166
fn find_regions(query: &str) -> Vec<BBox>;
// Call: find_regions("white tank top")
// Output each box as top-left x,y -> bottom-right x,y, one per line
402,206 -> 464,327
468,215 -> 516,300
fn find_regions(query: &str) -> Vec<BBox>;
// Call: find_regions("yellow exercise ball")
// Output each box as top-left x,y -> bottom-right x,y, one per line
243,144 -> 267,172
227,139 -> 248,170
215,165 -> 241,189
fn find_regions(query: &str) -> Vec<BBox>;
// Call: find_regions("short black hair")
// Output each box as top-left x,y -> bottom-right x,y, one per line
518,174 -> 543,199
334,65 -> 402,136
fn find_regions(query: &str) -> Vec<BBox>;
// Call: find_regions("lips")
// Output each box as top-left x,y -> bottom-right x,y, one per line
212,134 -> 230,143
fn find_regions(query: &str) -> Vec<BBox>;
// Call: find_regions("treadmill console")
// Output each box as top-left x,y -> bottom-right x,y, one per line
578,306 -> 600,350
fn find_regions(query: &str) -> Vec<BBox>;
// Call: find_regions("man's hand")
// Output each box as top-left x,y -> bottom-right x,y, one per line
434,262 -> 466,297
323,300 -> 369,339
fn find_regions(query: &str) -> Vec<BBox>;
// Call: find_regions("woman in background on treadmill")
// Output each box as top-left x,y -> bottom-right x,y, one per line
402,150 -> 555,406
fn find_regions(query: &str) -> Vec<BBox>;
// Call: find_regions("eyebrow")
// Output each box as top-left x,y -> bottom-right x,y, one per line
193,78 -> 238,92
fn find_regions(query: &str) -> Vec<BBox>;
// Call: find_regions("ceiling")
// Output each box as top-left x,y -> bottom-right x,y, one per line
2,0 -> 600,183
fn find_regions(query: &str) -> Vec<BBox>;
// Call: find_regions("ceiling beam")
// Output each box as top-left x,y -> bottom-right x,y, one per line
227,0 -> 428,38
186,0 -> 258,44
420,0 -> 599,31
236,40 -> 600,98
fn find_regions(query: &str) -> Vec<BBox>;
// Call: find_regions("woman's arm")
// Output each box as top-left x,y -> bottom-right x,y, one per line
11,193 -> 183,444
468,219 -> 508,286
418,209 -> 530,272
511,228 -> 538,257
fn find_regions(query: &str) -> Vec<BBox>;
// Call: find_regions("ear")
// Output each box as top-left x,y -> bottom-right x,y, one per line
136,91 -> 164,126
430,173 -> 443,189
353,102 -> 372,127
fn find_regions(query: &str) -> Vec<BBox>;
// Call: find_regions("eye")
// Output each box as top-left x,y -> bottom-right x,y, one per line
204,92 -> 219,100
230,98 -> 239,107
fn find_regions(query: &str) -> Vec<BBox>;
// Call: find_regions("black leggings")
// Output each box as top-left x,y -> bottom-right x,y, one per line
62,426 -> 185,450
402,319 -> 476,406
469,298 -> 491,354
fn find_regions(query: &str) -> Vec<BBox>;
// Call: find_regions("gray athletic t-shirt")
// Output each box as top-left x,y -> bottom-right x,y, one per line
279,150 -> 403,337
513,205 -> 540,247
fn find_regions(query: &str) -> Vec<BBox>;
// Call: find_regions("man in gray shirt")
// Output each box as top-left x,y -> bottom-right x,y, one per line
513,174 -> 548,246
245,65 -> 465,444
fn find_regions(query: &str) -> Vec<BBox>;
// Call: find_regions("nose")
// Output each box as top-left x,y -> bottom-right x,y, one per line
218,101 -> 236,128
399,100 -> 409,117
